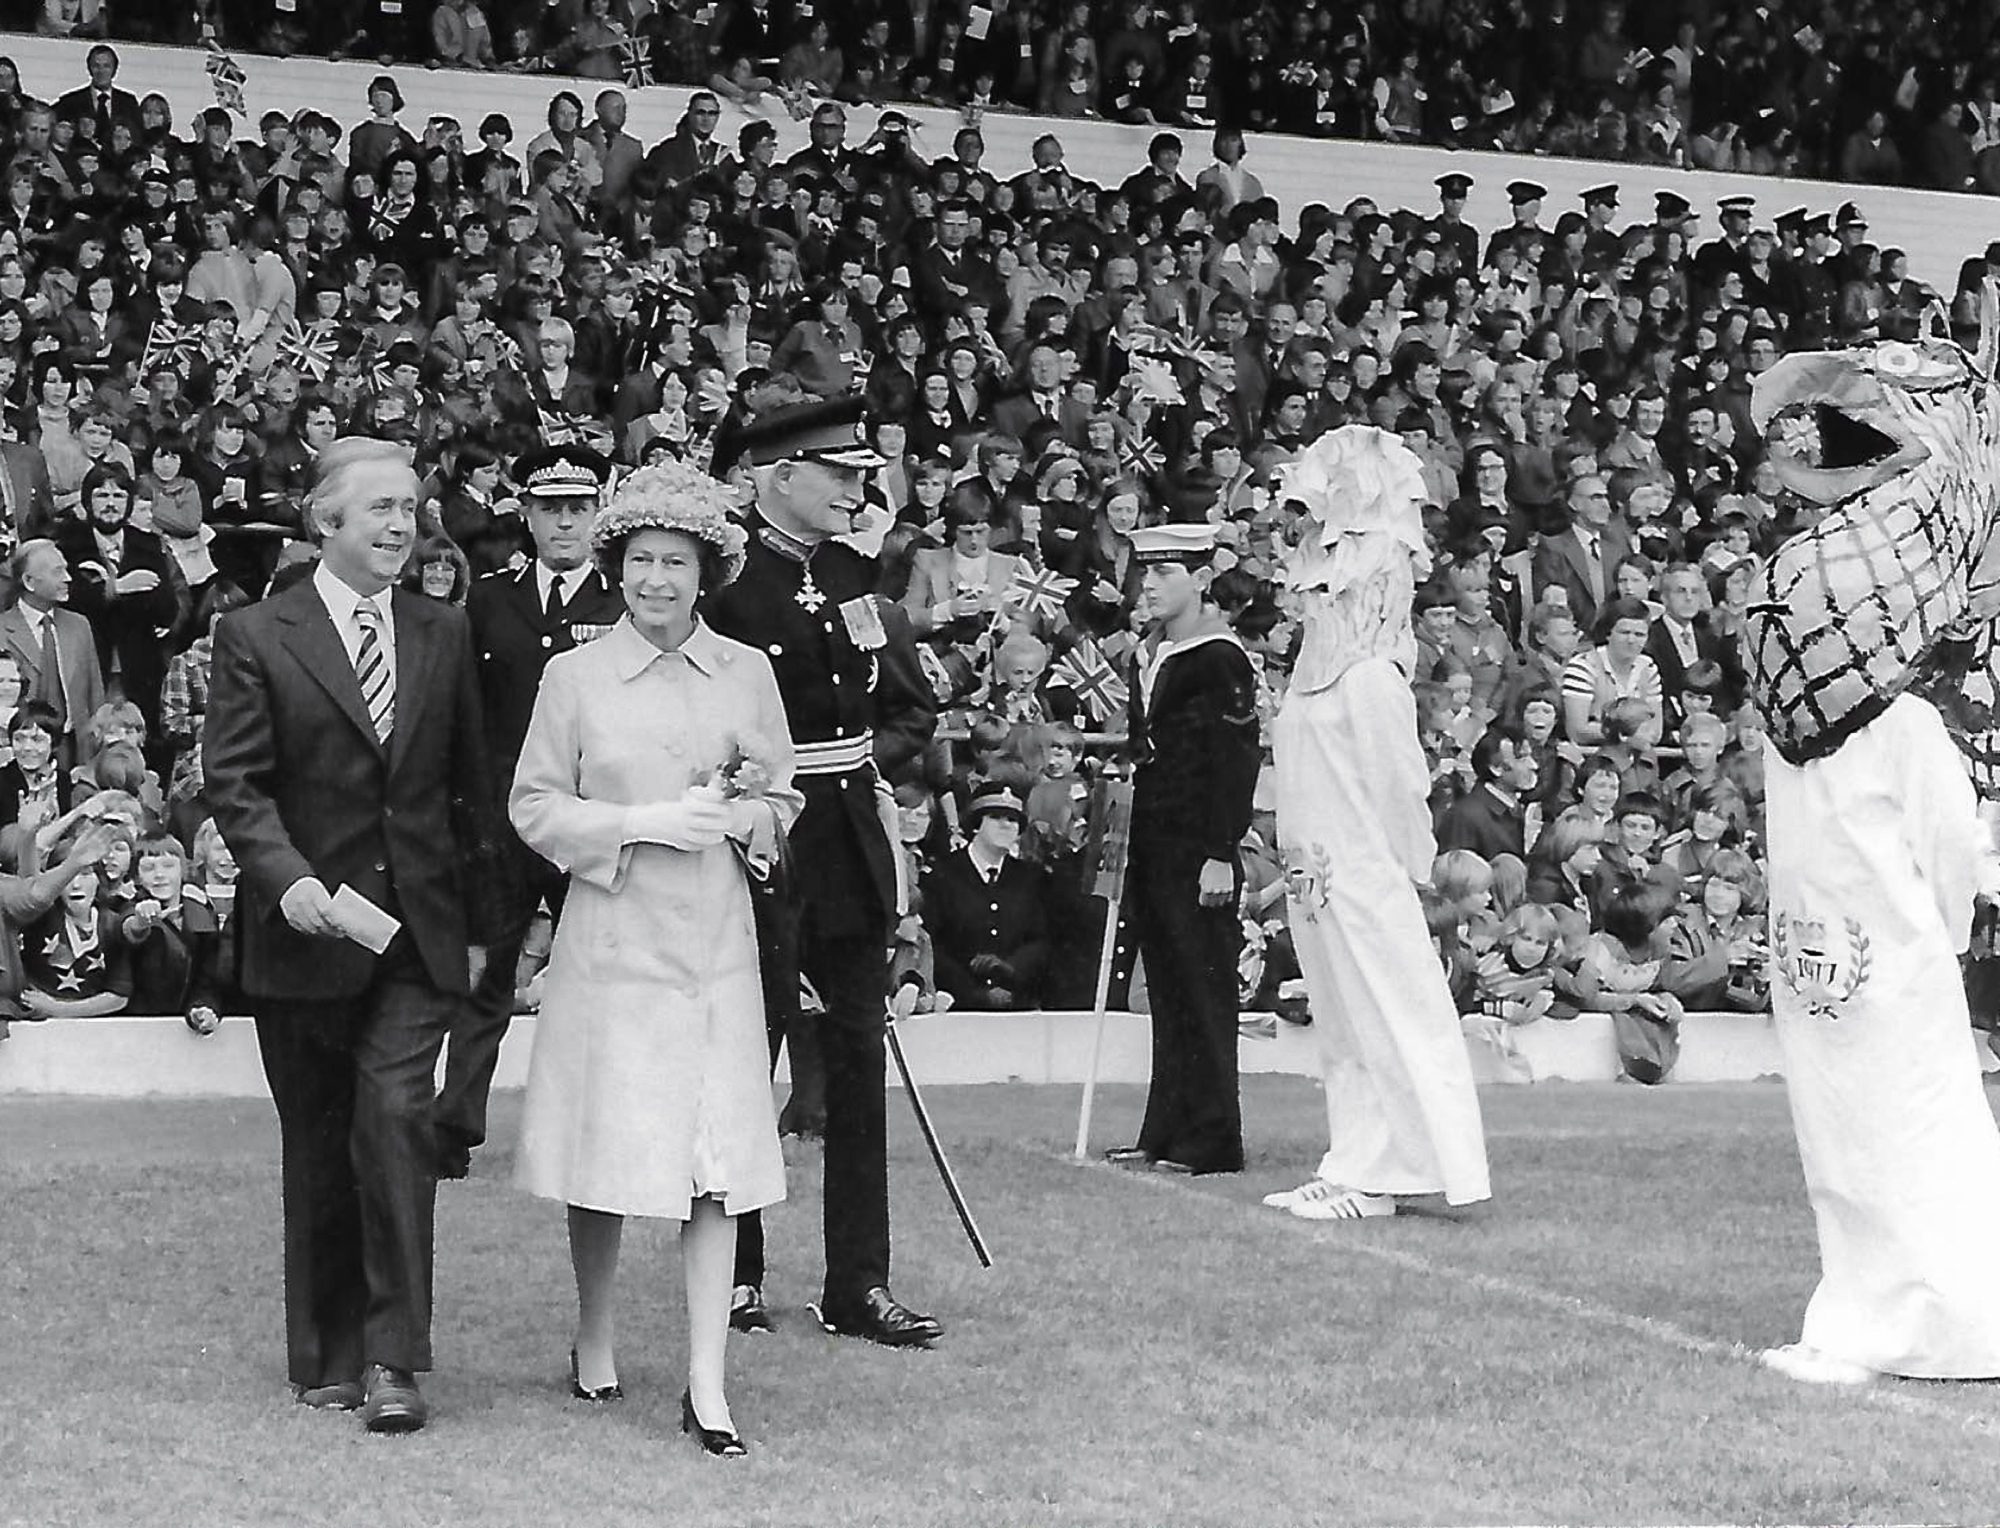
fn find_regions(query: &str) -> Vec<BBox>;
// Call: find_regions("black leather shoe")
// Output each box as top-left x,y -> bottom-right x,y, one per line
568,1347 -> 622,1403
729,1284 -> 775,1334
1154,1157 -> 1242,1177
813,1286 -> 943,1347
680,1389 -> 747,1457
1103,1145 -> 1153,1165
360,1364 -> 428,1434
293,1380 -> 364,1411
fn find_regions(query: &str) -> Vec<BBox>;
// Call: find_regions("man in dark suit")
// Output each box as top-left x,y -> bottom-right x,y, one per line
204,438 -> 508,1434
1531,474 -> 1631,638
53,471 -> 184,751
53,46 -> 145,153
910,199 -> 1000,324
703,395 -> 942,1346
990,344 -> 1091,445
0,540 -> 107,768
1437,727 -> 1537,861
433,444 -> 623,1180
923,784 -> 1050,1010
1646,561 -> 1746,726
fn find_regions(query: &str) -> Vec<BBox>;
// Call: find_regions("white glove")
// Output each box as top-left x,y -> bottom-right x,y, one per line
624,797 -> 735,852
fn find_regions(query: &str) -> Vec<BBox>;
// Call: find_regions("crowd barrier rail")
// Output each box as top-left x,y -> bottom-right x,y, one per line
0,1007 -> 1815,1098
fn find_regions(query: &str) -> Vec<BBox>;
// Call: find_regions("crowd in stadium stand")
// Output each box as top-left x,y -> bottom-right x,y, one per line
4,30 -> 2000,1073
28,0 -> 2000,191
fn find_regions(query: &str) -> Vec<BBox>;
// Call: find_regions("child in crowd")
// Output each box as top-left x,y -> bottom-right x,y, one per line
1420,882 -> 1477,1014
1660,712 -> 1728,829
1657,781 -> 1747,902
1473,903 -> 1562,1025
121,833 -> 224,1031
1595,696 -> 1664,799
1660,849 -> 1769,1012
0,804 -> 117,1040
21,836 -> 131,1019
1417,679 -> 1474,820
1431,848 -> 1498,954
1575,878 -> 1686,1084
986,632 -> 1058,725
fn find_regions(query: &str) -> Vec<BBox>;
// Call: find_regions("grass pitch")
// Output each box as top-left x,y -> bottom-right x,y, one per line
4,1078 -> 1998,1527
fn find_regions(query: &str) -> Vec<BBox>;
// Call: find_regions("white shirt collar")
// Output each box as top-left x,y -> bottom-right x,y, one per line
535,561 -> 592,609
313,561 -> 395,657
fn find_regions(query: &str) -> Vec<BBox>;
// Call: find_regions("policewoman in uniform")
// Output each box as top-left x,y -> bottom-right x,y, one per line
1107,523 -> 1262,1177
703,395 -> 943,1346
434,443 -> 625,1179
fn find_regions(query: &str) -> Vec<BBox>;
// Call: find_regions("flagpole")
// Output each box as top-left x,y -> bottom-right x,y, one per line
1071,885 -> 1126,1160
1073,766 -> 1133,1161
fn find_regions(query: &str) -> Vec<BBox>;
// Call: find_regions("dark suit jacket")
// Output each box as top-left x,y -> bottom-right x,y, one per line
1645,613 -> 1745,720
1436,783 -> 1527,861
0,603 -> 105,751
54,521 -> 184,720
203,580 -> 508,1006
1531,521 -> 1633,637
54,85 -> 144,142
467,563 -> 625,779
990,390 -> 1091,447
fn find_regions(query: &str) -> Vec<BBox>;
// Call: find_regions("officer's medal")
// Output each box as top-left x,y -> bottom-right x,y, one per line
796,564 -> 827,613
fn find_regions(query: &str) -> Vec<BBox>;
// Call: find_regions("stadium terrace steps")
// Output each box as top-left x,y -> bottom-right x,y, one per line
5,35 -> 1991,294
0,1008 -> 1823,1098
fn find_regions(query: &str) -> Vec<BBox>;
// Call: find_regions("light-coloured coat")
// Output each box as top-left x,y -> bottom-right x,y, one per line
509,617 -> 801,1219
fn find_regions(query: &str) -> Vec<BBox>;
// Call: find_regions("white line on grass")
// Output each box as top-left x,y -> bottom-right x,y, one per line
1054,1152 -> 2000,1444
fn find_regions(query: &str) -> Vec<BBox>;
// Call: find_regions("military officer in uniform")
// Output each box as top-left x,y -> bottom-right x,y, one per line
1789,212 -> 1841,347
1484,180 -> 1548,269
1427,173 -> 1479,276
703,394 -> 943,1346
434,443 -> 625,1180
1105,523 -> 1261,1177
1693,194 -> 1755,287
1581,184 -> 1623,265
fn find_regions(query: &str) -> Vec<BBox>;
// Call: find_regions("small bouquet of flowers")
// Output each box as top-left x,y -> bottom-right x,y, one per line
691,733 -> 779,802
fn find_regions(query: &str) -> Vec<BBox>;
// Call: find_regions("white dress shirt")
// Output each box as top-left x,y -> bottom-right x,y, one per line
534,561 -> 592,615
314,560 -> 398,674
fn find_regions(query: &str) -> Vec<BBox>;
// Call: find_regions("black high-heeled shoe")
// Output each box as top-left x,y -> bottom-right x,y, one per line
568,1346 -> 623,1403
680,1389 -> 747,1457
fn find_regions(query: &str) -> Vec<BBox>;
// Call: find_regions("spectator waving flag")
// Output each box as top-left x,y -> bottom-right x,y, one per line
1001,563 -> 1077,623
1053,641 -> 1129,724
1117,435 -> 1165,479
141,318 -> 197,375
273,320 -> 337,382
618,36 -> 654,88
538,407 -> 616,455
205,45 -> 247,117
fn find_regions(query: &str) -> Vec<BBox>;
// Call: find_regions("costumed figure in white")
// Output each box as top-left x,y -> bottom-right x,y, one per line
1264,427 -> 1492,1221
1746,303 -> 2000,1383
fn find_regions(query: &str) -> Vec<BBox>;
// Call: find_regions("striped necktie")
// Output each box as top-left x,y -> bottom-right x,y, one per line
353,597 -> 394,743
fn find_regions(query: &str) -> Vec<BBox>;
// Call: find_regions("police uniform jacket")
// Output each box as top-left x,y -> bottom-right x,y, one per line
704,520 -> 935,932
923,848 -> 1050,1005
467,562 -> 626,778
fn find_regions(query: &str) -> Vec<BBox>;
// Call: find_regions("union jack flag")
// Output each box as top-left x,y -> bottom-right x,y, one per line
1137,320 -> 1223,375
618,36 -> 654,88
1053,641 -> 1129,724
205,46 -> 247,116
141,318 -> 198,375
1117,435 -> 1165,479
272,320 -> 338,381
538,408 -> 616,454
1000,563 -> 1077,623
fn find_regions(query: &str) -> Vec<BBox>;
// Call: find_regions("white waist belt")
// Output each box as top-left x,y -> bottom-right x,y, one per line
794,731 -> 874,776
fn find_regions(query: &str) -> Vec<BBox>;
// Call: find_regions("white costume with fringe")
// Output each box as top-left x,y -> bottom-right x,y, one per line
1271,428 -> 1490,1204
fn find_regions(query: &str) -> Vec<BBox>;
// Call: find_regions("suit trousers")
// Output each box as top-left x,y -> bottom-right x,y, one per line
435,840 -> 567,1158
733,895 -> 892,1307
254,939 -> 457,1385
1129,837 -> 1245,1173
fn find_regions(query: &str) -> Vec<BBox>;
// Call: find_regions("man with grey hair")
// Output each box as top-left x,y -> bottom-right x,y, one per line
0,538 -> 103,766
205,437 -> 509,1433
